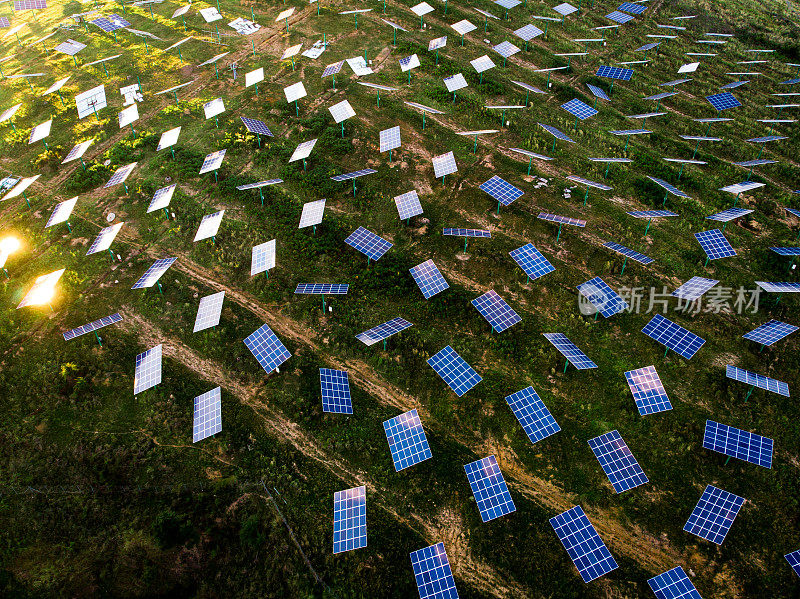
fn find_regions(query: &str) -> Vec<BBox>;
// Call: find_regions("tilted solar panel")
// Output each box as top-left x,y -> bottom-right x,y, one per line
479,176 -> 523,206
550,506 -> 618,582
295,283 -> 349,294
409,259 -> 449,299
726,365 -> 789,396
543,333 -> 597,369
577,277 -> 628,317
193,387 -> 222,443
383,409 -> 432,471
320,368 -> 352,414
684,485 -> 744,544
410,543 -> 459,599
131,257 -> 176,289
427,346 -> 482,396
464,455 -> 516,522
588,430 -> 648,493
624,365 -> 672,415
243,324 -> 291,373
785,550 -> 800,578
703,420 -> 772,468
642,314 -> 705,359
471,290 -> 521,332
333,486 -> 367,554
356,317 -> 413,346
344,227 -> 393,260
597,65 -> 633,80
671,277 -> 719,301
648,567 -> 703,599
707,92 -> 741,110
509,243 -> 554,279
695,229 -> 736,260
63,312 -> 122,341
743,320 -> 798,346
562,99 -> 598,119
443,228 -> 491,237
504,386 -> 560,444
193,291 -> 225,332
133,344 -> 162,394
603,241 -> 653,265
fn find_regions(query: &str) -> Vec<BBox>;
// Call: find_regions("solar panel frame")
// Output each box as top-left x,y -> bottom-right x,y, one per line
427,345 -> 482,396
333,485 -> 367,554
193,210 -> 224,241
538,123 -> 575,143
588,430 -> 648,493
785,550 -> 800,578
452,19 -> 477,35
471,290 -> 521,332
684,485 -> 744,545
243,323 -> 291,373
199,150 -> 226,174
647,176 -> 691,198
586,83 -> 610,100
344,226 -> 393,260
743,320 -> 798,346
493,40 -> 520,58
193,387 -> 222,442
295,283 -> 349,295
240,116 -> 274,136
383,409 -> 432,471
284,81 -> 307,102
550,506 -> 619,583
671,277 -> 719,301
648,567 -> 703,599
63,312 -> 122,341
432,152 -> 458,178
642,314 -> 705,359
464,455 -> 516,522
514,24 -> 543,40
596,65 -> 634,80
443,228 -> 491,237
703,420 -> 773,468
626,210 -> 677,218
726,365 -> 789,396
552,2 -> 578,16
328,99 -> 355,123
706,208 -> 753,222
606,10 -> 634,22
410,543 -> 458,599
399,53 -> 421,71
443,73 -> 468,92
330,169 -> 377,182
409,259 -> 449,299
193,290 -> 225,332
479,176 -> 523,206
470,54 -> 495,73
504,386 -> 560,444
16,269 -> 64,308
289,139 -> 317,162
509,243 -> 554,280
320,368 -> 352,414
355,317 -> 413,345
706,92 -> 741,110
694,229 -> 736,260
104,162 -> 136,188
133,344 -> 162,394
756,281 -> 800,293
538,212 -> 586,227
561,99 -> 598,120
624,365 -> 672,415
577,277 -> 628,317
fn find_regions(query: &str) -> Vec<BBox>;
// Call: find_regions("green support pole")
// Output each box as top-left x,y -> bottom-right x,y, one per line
556,224 -> 562,243
214,63 -> 219,79
341,122 -> 344,138
464,238 -> 468,252
497,201 -> 500,215
582,188 -> 588,207
563,359 -> 569,373
621,256 -> 628,275
332,74 -> 336,89
624,136 -> 630,152
552,137 -> 557,153
423,112 -> 426,129
252,40 -> 255,58
295,100 -> 299,116
73,55 -> 78,67
157,282 -> 163,296
644,218 -> 652,237
377,90 -> 380,106
704,256 -> 710,268
677,164 -> 684,180
353,179 -> 356,196
259,189 -> 264,206
103,63 -> 109,77
80,158 -> 86,171
355,14 -> 358,29
664,346 -> 669,358
473,134 -> 477,153
393,29 -> 397,45
604,163 -> 610,178
66,221 -> 72,233
173,91 -> 178,105
322,296 -> 326,311
527,157 -> 532,176
480,72 -> 483,85
662,192 -> 668,207
745,385 -> 755,402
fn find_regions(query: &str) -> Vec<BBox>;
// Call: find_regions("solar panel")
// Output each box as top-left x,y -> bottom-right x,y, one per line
299,199 -> 325,228
55,39 -> 86,56
404,101 -> 444,114
509,243 -> 554,280
0,103 -> 21,123
452,19 -> 477,35
333,486 -> 366,554
46,197 -> 78,228
356,317 -> 412,345
144,184 -> 175,213
329,99 -> 355,123
493,41 -> 520,58
284,81 -> 307,102
28,120 -> 52,145
684,485 -> 744,544
87,222 -> 123,255
330,169 -> 377,182
289,139 -> 317,162
131,257 -> 175,289
193,387 -> 222,442
720,181 -> 764,194
199,150 -> 226,174
410,1 -> 434,15
133,344 -> 162,394
444,73 -> 467,92
756,281 -> 800,293
588,430 -> 648,493
427,346 -> 482,396
104,162 -> 136,188
478,176 -> 522,207
695,229 -> 736,260
193,290 -> 224,332
624,365 -> 672,415
586,84 -> 610,100
606,10 -> 634,22
409,259 -> 449,299
464,455 -> 516,522
322,60 -> 344,78
785,550 -> 800,578
642,314 -> 705,359
0,17 -> 8,27
577,277 -> 628,318
647,176 -> 690,198
428,35 -> 447,51
619,1 -> 646,13
320,368 -> 352,414
504,386 -> 560,444
539,213 -> 586,227
603,241 -> 653,265
394,190 -> 423,220
726,365 -> 789,396
15,0 -> 46,9
703,420 -> 772,468
543,333 -> 597,369
538,123 -> 575,143
515,24 -> 543,40
399,54 -> 421,71
470,54 -> 495,73
243,323 -> 291,373
380,126 -> 401,153
471,290 -> 521,332
671,277 -> 719,301
597,65 -> 634,80
733,159 -> 775,167
432,152 -> 458,178
706,208 -> 752,222
250,240 -> 275,276
561,99 -> 598,120
194,210 -> 224,241
383,409 -> 432,471
648,567 -> 703,599
91,14 -> 130,32
63,312 -> 122,341
610,129 -> 652,136
627,210 -> 678,218
706,92 -> 741,110
344,227 -> 392,261
553,2 -> 578,16
295,283 -> 349,295
743,320 -> 798,346
240,116 -> 274,136
566,175 -> 612,191
550,506 -> 618,583
410,543 -> 458,599
443,228 -> 491,237
16,269 -> 64,309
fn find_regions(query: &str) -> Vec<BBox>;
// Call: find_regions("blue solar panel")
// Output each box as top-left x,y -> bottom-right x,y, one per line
131,257 -> 176,289
471,290 -> 521,332
383,409 -> 432,471
562,99 -> 598,119
671,277 -> 719,301
726,365 -> 790,397
443,228 -> 491,237
603,241 -> 653,265
92,14 -> 130,32
479,175 -> 523,206
509,243 -> 554,280
410,543 -> 459,599
333,485 -> 367,554
395,190 -> 423,220
756,281 -> 800,293
743,319 -> 798,346
597,65 -> 633,80
243,324 -> 291,373
627,210 -> 678,218
410,259 -> 449,299
504,386 -> 560,444
577,277 -> 628,318
706,208 -> 752,222
787,208 -> 800,218
63,312 -> 122,341
539,212 -> 586,227
771,246 -> 800,256
331,168 -> 377,181
606,10 -> 634,22
539,122 -> 575,142
295,283 -> 349,294
543,333 -> 597,369
240,116 -> 274,136
624,365 -> 672,415
550,506 -> 618,583
427,346 -> 482,396
786,550 -> 800,578
320,368 -> 352,414
464,455 -> 516,522
648,567 -> 702,599
684,485 -> 744,545
706,92 -> 741,110
703,420 -> 772,468
695,229 -> 736,260
356,317 -> 413,345
588,430 -> 648,493
642,314 -> 705,359
586,84 -> 609,101
345,226 -> 393,260
192,387 -> 222,443
647,176 -> 691,198
618,1 -> 646,13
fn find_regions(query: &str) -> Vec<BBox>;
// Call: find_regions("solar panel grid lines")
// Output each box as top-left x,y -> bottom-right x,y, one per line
199,150 -> 226,175
538,123 -> 575,143
355,317 -> 412,346
538,212 -> 586,227
703,420 -> 773,468
493,40 -> 521,58
383,409 -> 432,471
743,320 -> 798,346
647,176 -> 691,198
642,314 -> 705,359
133,344 -> 162,394
104,162 -> 137,188
0,16 -> 8,27
409,259 -> 449,299
131,257 -> 176,289
671,277 -> 719,301
193,387 -> 222,443
596,65 -> 634,80
240,116 -> 273,136
648,567 -> 703,599
610,128 -> 652,136
566,175 -> 612,190
344,227 -> 393,261
295,283 -> 349,295
684,485 -> 745,544
333,485 -> 367,554
409,543 -> 459,599
193,291 -> 225,333
577,277 -> 628,317
379,125 -> 401,153
586,84 -> 610,100
394,190 -> 423,220
514,24 -> 543,40
428,35 -> 447,51
328,99 -> 355,123
14,0 -> 47,9
399,53 -> 421,71
624,365 -> 672,415
452,19 -> 477,35
46,197 -> 78,228
432,152 -> 458,178
479,176 -> 522,206
320,368 -> 352,414
588,430 -> 649,493
28,120 -> 52,145
695,229 -> 736,260
553,2 -> 578,16
463,455 -> 516,522
720,181 -> 765,194
606,10 -> 634,23
470,54 -> 495,73
756,281 -> 800,293
542,333 -> 597,369
471,290 -> 521,332
561,99 -> 598,120
786,550 -> 800,578
707,91 -> 741,110
243,323 -> 291,373
549,506 -> 619,583
603,241 -> 653,265
427,345 -> 482,396
250,240 -> 275,276
444,73 -> 468,92
504,386 -> 560,444
194,210 -> 224,242
87,222 -> 124,255
63,312 -> 123,341
442,228 -> 491,238
770,246 -> 800,256
705,208 -> 753,222
618,1 -> 647,13
91,14 -> 130,32
509,243 -> 554,280
726,365 -> 790,396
